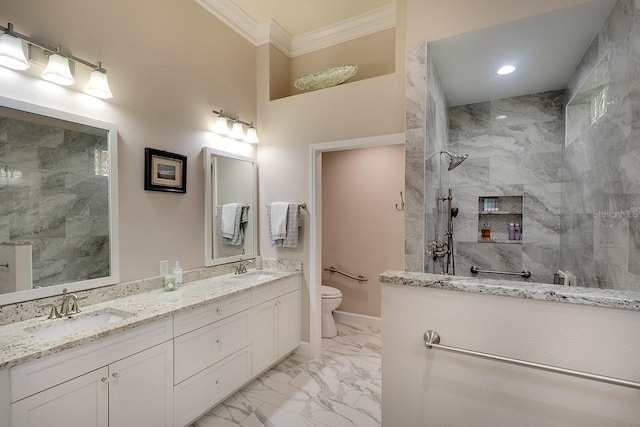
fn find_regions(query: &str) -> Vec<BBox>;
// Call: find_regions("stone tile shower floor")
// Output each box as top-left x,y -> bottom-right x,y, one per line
190,322 -> 382,427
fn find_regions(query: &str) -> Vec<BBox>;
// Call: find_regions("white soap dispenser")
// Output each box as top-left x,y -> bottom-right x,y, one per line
173,261 -> 183,286
255,251 -> 263,270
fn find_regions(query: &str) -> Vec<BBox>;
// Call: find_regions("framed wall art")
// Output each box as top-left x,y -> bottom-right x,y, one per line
144,147 -> 187,193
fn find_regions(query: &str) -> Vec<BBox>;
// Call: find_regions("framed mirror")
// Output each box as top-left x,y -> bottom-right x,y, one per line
204,147 -> 256,266
0,96 -> 119,305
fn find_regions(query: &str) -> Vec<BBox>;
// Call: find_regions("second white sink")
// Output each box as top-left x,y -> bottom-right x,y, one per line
233,271 -> 276,281
28,309 -> 133,340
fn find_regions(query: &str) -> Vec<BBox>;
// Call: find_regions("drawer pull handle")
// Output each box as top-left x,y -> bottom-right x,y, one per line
112,372 -> 119,378
216,308 -> 221,313
101,377 -> 108,383
216,379 -> 222,387
216,337 -> 222,344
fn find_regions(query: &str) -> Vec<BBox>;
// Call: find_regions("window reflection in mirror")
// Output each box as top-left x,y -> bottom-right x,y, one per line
0,97 -> 118,304
204,147 -> 256,266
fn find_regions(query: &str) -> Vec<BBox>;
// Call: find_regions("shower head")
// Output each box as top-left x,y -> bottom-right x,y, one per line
440,150 -> 469,170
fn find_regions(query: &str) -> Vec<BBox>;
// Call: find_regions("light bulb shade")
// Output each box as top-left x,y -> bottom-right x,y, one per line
244,126 -> 259,144
0,33 -> 30,70
230,122 -> 245,139
214,116 -> 229,135
84,69 -> 113,99
41,53 -> 75,86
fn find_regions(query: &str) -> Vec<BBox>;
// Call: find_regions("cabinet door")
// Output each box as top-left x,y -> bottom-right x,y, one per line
11,367 -> 108,427
277,290 -> 301,359
109,341 -> 173,427
250,299 -> 278,376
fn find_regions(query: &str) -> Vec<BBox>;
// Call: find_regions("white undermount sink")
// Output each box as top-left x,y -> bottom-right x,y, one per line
27,309 -> 133,340
233,271 -> 276,281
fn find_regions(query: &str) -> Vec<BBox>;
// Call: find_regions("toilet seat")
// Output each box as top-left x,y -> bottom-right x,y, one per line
321,285 -> 342,298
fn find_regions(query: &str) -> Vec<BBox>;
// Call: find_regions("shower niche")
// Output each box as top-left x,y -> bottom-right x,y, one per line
477,196 -> 523,243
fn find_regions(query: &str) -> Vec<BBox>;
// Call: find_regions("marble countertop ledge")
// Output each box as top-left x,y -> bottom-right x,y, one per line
379,270 -> 640,311
0,269 -> 300,370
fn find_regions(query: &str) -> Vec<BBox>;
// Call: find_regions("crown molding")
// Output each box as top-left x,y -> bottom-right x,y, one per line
195,0 -> 396,58
256,19 -> 293,56
194,0 -> 259,44
290,5 -> 396,57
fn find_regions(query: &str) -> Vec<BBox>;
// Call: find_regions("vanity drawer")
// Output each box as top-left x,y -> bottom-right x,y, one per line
173,291 -> 251,336
174,310 -> 250,384
10,317 -> 173,402
252,276 -> 300,306
173,345 -> 251,427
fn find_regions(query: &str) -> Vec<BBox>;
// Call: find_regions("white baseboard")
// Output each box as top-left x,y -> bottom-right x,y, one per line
334,310 -> 381,329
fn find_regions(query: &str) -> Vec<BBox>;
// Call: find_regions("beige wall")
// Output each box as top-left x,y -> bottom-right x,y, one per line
322,145 -> 404,318
0,0 -> 257,283
269,44 -> 290,101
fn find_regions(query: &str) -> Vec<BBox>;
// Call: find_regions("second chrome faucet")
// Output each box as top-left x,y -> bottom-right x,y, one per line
234,260 -> 253,275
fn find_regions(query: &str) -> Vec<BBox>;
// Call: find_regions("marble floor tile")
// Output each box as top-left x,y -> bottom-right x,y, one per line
191,323 -> 382,427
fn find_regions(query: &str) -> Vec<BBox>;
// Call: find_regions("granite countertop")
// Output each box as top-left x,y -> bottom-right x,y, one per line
0,269 -> 299,370
379,270 -> 640,311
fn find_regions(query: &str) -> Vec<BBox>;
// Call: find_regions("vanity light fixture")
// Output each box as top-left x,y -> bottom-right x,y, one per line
214,112 -> 230,135
0,24 -> 30,70
497,65 -> 516,75
212,109 -> 259,144
245,124 -> 259,144
41,50 -> 75,86
84,62 -> 113,99
230,121 -> 245,140
0,22 -> 113,99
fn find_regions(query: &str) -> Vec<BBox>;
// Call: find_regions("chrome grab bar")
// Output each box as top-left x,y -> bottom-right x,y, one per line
0,262 -> 8,268
323,266 -> 368,282
471,265 -> 531,278
424,330 -> 640,390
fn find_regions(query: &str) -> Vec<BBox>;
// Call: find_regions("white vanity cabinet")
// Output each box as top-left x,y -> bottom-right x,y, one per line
9,318 -> 174,427
250,277 -> 301,376
173,292 -> 252,426
4,273 -> 301,427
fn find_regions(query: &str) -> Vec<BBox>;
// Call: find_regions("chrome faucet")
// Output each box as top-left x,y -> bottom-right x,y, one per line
234,260 -> 253,275
60,289 -> 79,316
38,288 -> 86,319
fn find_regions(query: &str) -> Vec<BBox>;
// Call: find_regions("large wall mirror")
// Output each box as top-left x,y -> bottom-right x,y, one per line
204,147 -> 256,266
0,96 -> 118,305
422,0 -> 639,292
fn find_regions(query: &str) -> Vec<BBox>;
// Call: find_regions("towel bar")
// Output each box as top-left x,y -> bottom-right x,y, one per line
265,202 -> 306,209
424,330 -> 640,390
323,266 -> 368,282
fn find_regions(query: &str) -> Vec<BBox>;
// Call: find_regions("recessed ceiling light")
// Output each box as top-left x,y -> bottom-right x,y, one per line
496,115 -> 507,119
497,65 -> 516,75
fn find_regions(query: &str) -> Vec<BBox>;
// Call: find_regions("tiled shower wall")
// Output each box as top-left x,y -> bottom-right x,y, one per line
447,91 -> 565,283
404,44 -> 427,271
561,0 -> 640,291
406,44 -> 564,282
405,44 -> 450,273
0,116 -> 110,289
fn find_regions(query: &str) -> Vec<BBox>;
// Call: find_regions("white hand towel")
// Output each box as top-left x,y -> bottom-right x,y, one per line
270,202 -> 289,241
221,203 -> 240,238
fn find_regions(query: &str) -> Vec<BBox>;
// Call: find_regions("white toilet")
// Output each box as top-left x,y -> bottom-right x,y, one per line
321,285 -> 343,338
